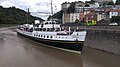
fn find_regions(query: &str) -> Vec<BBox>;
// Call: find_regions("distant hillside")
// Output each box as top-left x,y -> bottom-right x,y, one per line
0,6 -> 44,24
47,10 -> 63,23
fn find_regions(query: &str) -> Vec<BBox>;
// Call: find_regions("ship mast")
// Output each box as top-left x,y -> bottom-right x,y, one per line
27,8 -> 30,24
50,0 -> 54,28
51,0 -> 53,22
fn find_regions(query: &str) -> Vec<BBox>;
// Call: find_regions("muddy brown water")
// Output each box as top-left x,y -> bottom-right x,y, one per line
0,27 -> 120,67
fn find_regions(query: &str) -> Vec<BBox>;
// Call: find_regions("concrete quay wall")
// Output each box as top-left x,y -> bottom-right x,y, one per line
84,30 -> 120,54
63,25 -> 120,54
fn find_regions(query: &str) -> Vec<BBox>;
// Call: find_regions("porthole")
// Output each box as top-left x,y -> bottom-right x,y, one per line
44,35 -> 45,38
50,36 -> 53,38
47,36 -> 49,38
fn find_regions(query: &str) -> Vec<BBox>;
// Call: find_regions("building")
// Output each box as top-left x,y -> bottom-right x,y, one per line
61,2 -> 71,23
96,11 -> 106,21
61,0 -> 118,24
61,2 -> 71,11
79,12 -> 84,21
85,12 -> 96,22
84,12 -> 97,25
70,13 -> 80,22
109,9 -> 120,18
64,13 -> 70,23
75,1 -> 85,9
75,1 -> 99,13
94,0 -> 112,3
94,0 -> 113,7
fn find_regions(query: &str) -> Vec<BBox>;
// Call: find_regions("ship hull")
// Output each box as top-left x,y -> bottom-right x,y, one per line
17,31 -> 84,53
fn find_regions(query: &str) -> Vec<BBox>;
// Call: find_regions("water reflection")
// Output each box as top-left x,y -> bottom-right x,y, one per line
21,36 -> 83,67
82,47 -> 120,67
0,35 -> 4,45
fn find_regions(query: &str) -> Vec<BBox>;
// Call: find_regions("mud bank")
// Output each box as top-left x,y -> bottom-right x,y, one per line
84,30 -> 120,54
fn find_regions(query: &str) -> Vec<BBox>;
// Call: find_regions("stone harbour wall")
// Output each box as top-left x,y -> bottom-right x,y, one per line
84,30 -> 120,54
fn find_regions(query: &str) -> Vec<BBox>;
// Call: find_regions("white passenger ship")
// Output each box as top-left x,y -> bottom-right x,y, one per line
16,20 -> 87,53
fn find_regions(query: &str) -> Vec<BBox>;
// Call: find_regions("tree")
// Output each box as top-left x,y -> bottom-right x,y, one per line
52,10 -> 63,19
85,4 -> 90,7
115,0 -> 120,5
75,19 -> 80,23
111,16 -> 120,25
85,1 -> 95,4
107,1 -> 114,5
47,10 -> 63,23
0,6 -> 44,24
47,15 -> 52,21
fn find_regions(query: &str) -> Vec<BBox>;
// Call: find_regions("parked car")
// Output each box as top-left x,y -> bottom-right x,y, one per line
109,22 -> 118,26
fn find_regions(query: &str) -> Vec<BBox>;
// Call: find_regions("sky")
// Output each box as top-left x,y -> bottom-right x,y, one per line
0,0 -> 116,20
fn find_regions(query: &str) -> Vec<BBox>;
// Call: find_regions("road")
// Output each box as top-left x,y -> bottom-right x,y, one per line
0,27 -> 120,67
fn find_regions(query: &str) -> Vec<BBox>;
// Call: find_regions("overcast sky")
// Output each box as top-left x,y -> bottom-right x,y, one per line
0,0 -> 116,20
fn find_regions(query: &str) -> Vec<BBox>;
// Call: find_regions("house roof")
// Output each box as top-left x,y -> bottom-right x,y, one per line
110,9 -> 120,12
86,12 -> 95,16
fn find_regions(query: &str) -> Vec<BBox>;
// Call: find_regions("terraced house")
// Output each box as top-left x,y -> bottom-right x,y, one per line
61,0 -> 120,25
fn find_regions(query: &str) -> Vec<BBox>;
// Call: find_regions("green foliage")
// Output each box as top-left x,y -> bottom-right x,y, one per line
75,19 -> 80,23
52,10 -> 63,19
101,1 -> 114,6
47,10 -> 63,23
111,16 -> 120,24
111,16 -> 120,22
85,0 -> 95,4
47,15 -> 52,21
115,0 -> 120,5
91,0 -> 95,4
107,1 -> 114,5
67,2 -> 75,13
0,6 -> 44,24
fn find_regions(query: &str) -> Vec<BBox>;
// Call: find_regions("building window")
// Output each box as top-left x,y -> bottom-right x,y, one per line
72,16 -> 73,18
41,35 -> 43,37
78,5 -> 82,7
91,16 -> 93,18
44,35 -> 45,38
112,12 -> 114,15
